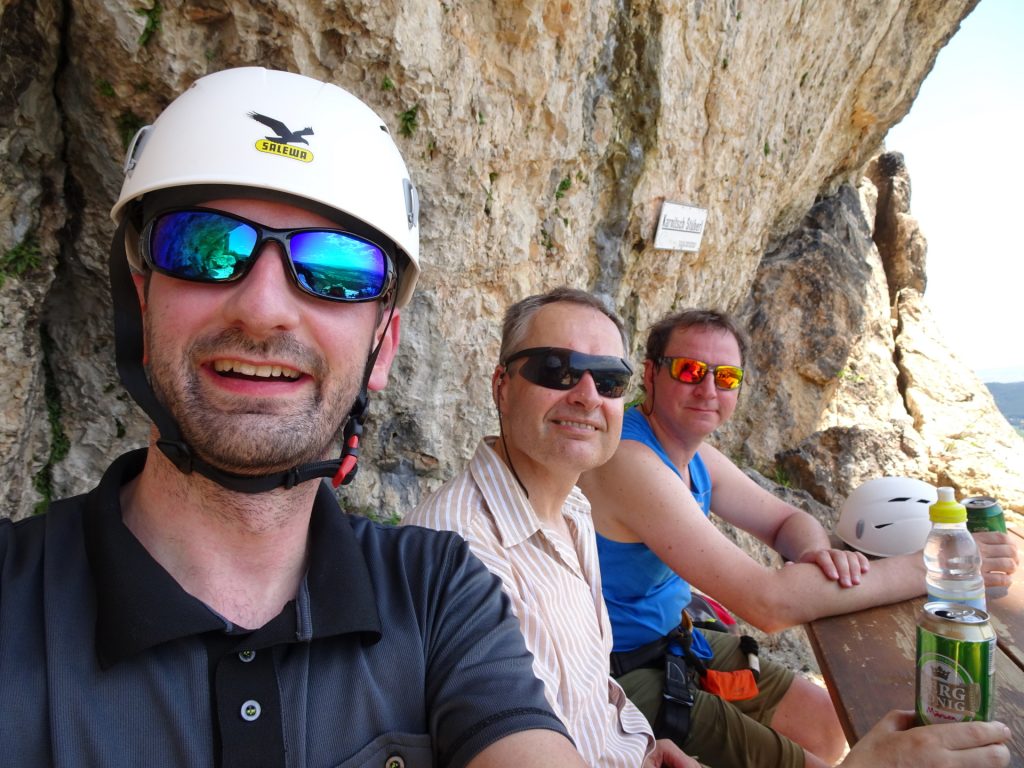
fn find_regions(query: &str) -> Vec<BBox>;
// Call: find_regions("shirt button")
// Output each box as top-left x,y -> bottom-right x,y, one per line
385,758 -> 405,768
238,649 -> 256,663
241,699 -> 261,722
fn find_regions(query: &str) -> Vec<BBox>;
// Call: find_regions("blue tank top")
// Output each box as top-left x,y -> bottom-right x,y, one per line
597,407 -> 713,658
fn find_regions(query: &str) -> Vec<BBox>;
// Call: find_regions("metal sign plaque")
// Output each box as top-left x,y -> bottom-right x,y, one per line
654,201 -> 708,252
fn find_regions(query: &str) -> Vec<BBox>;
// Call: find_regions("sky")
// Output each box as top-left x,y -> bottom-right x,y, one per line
884,0 -> 1023,383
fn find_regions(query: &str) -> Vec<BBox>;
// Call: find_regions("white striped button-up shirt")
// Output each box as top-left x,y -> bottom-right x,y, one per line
403,438 -> 655,767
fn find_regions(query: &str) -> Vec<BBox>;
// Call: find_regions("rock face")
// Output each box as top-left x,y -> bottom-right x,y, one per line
716,152 -> 1024,517
8,0 -> 1016,537
0,0 -> 65,517
710,150 -> 1024,668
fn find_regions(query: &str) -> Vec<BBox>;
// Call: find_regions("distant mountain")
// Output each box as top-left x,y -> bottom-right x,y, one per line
986,382 -> 1024,434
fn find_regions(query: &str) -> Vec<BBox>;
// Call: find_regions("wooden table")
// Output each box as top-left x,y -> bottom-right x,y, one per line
807,528 -> 1024,765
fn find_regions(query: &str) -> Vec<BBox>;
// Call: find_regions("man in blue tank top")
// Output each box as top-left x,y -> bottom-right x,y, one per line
579,308 -> 1016,768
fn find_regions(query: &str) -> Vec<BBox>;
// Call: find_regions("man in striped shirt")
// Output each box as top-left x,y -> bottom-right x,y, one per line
404,287 -> 697,768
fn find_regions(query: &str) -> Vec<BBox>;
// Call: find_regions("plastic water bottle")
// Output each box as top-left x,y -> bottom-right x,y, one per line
923,487 -> 986,611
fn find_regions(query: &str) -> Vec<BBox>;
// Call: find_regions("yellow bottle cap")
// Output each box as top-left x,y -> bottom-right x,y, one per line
929,486 -> 967,523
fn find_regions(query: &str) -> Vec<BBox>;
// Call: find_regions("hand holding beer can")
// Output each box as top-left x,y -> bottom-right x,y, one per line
964,496 -> 1012,600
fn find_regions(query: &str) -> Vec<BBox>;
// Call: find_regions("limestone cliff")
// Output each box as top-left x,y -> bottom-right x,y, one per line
7,0 -> 1020,530
715,153 -> 1024,519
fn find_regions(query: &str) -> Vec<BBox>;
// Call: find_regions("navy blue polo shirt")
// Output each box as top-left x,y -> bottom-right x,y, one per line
0,450 -> 567,767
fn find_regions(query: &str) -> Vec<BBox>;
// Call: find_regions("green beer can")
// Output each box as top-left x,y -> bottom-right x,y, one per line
916,601 -> 995,724
963,496 -> 1007,533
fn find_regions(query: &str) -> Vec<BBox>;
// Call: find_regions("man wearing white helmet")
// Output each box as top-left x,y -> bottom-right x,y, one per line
0,68 -> 584,768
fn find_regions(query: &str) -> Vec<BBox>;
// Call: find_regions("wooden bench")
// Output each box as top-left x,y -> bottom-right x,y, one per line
806,527 -> 1024,766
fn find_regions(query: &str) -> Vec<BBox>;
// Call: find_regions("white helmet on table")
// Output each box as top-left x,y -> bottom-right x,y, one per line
836,477 -> 937,557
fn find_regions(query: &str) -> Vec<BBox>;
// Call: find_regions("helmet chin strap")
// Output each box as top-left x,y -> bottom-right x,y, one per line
109,220 -> 389,494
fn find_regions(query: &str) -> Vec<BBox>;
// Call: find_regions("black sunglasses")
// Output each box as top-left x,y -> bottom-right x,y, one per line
503,347 -> 633,398
141,208 -> 395,303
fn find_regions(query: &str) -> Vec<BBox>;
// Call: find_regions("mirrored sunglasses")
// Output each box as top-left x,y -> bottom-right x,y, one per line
658,356 -> 744,391
503,347 -> 634,398
141,208 -> 395,303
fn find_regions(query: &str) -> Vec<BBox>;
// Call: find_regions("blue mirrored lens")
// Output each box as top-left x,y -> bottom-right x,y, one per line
150,211 -> 257,280
147,210 -> 390,301
290,231 -> 387,301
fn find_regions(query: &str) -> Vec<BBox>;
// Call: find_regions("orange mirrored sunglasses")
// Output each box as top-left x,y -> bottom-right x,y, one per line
658,356 -> 744,391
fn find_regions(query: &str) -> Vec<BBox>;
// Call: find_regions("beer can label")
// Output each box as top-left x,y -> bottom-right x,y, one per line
916,604 -> 995,724
964,496 -> 1007,534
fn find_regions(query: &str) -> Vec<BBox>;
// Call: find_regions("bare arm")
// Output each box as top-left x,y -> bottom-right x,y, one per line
702,446 -> 869,587
581,441 -> 924,633
467,730 -> 588,768
840,711 -> 1010,768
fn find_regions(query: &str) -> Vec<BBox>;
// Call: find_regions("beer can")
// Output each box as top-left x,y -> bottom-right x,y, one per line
963,496 -> 1007,533
916,601 -> 995,725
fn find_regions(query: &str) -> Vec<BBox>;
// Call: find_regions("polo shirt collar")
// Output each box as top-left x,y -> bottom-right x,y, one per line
86,449 -> 381,668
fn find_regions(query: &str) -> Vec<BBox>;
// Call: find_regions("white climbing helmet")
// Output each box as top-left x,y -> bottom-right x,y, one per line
110,67 -> 420,307
836,477 -> 937,557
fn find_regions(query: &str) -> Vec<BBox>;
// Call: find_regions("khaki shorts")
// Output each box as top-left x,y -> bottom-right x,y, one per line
617,631 -> 804,768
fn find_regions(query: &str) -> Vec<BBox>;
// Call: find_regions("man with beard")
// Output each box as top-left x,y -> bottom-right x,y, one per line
0,68 -> 583,768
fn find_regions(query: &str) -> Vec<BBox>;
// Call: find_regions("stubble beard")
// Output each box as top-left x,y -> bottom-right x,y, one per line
147,327 -> 365,475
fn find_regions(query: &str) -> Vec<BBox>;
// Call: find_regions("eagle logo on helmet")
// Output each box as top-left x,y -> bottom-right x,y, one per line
250,112 -> 315,163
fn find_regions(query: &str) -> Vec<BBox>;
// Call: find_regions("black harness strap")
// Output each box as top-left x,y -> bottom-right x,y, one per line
611,611 -> 760,747
610,618 -> 704,746
609,635 -> 668,678
654,652 -> 695,744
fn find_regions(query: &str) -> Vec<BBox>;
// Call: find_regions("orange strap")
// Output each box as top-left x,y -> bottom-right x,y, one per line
701,668 -> 759,701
